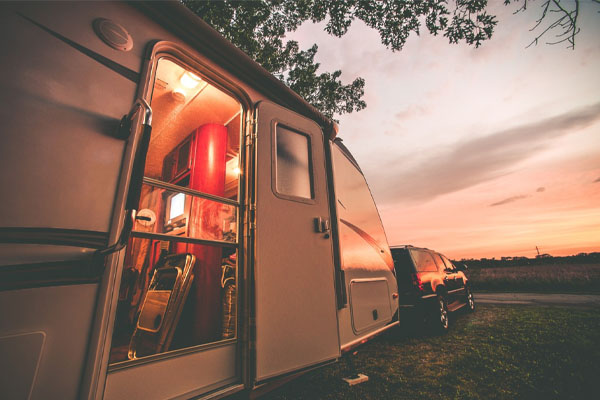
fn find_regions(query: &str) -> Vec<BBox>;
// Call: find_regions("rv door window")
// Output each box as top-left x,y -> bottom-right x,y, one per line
143,58 -> 242,201
109,57 -> 242,365
133,182 -> 237,242
109,239 -> 238,363
275,125 -> 313,199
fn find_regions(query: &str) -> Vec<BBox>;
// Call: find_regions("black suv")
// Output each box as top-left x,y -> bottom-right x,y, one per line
390,245 -> 475,332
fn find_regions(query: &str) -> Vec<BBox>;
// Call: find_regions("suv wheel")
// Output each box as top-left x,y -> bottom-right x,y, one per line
466,287 -> 475,312
436,295 -> 449,333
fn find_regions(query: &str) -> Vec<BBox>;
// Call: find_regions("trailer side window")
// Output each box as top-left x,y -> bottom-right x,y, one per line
109,57 -> 242,365
275,125 -> 313,199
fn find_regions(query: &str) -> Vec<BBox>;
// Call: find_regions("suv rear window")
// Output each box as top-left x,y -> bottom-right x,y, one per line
391,248 -> 413,274
391,248 -> 415,290
409,249 -> 438,272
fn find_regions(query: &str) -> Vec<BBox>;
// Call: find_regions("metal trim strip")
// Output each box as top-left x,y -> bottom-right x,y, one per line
0,259 -> 102,291
16,12 -> 140,83
0,227 -> 108,249
340,321 -> 400,353
107,338 -> 238,373
143,177 -> 240,206
130,231 -> 237,247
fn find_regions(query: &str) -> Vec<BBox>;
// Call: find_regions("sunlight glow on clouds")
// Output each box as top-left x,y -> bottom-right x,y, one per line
371,103 -> 600,204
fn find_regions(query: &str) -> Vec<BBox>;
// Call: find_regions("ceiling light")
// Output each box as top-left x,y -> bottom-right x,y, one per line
180,71 -> 202,89
171,88 -> 186,102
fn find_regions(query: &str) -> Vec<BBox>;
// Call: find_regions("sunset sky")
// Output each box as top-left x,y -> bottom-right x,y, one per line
289,2 -> 600,259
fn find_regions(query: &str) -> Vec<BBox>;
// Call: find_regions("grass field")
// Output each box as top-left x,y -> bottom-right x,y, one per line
467,263 -> 600,293
262,304 -> 600,400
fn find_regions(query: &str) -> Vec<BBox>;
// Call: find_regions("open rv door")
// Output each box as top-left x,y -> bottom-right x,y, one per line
253,101 -> 340,383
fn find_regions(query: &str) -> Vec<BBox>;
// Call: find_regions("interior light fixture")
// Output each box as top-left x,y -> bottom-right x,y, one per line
180,71 -> 202,89
233,166 -> 241,176
171,87 -> 186,102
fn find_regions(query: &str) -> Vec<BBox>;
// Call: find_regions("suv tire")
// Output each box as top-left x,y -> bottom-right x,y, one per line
465,286 -> 475,312
435,294 -> 449,333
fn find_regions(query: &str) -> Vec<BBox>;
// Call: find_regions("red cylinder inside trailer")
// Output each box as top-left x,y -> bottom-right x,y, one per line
175,123 -> 228,344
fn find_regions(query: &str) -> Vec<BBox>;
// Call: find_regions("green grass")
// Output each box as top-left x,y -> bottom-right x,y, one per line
263,304 -> 600,399
468,263 -> 600,293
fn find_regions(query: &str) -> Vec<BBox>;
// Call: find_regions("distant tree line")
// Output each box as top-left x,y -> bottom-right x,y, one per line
454,252 -> 600,268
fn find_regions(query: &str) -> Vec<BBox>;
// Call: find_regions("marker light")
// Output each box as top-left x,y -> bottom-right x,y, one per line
180,71 -> 202,89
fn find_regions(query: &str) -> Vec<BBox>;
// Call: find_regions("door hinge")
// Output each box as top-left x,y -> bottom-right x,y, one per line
246,115 -> 257,146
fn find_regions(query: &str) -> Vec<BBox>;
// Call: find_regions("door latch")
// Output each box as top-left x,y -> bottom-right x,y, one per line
314,217 -> 331,233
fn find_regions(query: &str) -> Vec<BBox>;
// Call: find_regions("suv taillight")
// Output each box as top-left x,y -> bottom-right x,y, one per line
411,273 -> 424,292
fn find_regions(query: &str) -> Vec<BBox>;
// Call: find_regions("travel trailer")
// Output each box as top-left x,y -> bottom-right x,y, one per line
0,2 -> 398,399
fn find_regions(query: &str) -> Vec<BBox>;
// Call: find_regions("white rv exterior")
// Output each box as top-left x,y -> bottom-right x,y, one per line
0,2 -> 398,399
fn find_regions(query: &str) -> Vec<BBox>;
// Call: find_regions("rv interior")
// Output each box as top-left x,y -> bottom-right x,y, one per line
143,58 -> 241,198
109,57 -> 242,364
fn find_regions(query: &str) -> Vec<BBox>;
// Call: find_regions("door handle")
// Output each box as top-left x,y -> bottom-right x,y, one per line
314,217 -> 331,234
322,218 -> 330,232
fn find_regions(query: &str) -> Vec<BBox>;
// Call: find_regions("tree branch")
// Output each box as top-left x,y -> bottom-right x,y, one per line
509,0 -> 584,49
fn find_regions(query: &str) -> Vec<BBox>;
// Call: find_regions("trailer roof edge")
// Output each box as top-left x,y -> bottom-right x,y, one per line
133,0 -> 337,138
